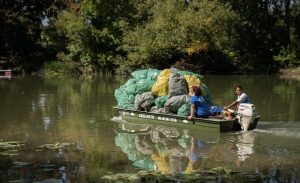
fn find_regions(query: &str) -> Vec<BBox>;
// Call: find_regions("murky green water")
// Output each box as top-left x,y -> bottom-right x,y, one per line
0,75 -> 299,182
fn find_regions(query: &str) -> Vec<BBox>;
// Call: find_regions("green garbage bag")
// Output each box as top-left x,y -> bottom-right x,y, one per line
146,69 -> 161,80
135,79 -> 155,94
122,78 -> 155,95
122,79 -> 138,95
131,69 -> 149,80
114,88 -> 135,109
131,69 -> 161,81
154,95 -> 169,108
177,103 -> 190,117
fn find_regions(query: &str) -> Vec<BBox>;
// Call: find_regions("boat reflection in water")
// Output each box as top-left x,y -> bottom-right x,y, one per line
113,117 -> 221,174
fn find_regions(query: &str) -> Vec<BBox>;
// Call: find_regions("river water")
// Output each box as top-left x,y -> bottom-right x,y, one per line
0,75 -> 299,182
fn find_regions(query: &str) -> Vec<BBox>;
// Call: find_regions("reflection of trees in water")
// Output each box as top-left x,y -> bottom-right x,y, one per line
0,142 -> 85,182
1,140 -> 145,182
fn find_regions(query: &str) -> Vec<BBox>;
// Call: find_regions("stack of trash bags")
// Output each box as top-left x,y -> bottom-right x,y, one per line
114,68 -> 219,117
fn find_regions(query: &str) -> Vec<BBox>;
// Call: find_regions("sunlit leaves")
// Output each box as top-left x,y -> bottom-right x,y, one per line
122,0 -> 238,70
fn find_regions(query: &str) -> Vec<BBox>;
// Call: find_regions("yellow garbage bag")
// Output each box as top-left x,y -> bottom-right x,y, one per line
183,75 -> 209,98
184,75 -> 201,95
151,69 -> 171,96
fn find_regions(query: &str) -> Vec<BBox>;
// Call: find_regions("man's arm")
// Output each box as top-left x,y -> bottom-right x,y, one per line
224,101 -> 238,110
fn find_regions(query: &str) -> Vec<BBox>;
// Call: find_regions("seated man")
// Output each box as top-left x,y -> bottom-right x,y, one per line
223,84 -> 250,110
223,84 -> 250,119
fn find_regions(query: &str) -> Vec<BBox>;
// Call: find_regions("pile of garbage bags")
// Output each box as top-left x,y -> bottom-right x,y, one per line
114,68 -> 213,116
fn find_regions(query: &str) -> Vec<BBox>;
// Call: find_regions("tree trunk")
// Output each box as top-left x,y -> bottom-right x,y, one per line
284,0 -> 291,44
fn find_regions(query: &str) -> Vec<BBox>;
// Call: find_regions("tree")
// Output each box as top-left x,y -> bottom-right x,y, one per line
121,0 -> 238,73
51,0 -> 148,73
0,0 -> 55,70
222,0 -> 300,71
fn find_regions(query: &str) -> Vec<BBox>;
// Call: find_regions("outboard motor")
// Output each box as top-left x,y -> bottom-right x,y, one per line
237,103 -> 256,131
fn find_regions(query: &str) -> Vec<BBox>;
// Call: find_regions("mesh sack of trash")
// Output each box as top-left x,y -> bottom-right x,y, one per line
150,106 -> 173,115
135,92 -> 155,110
168,73 -> 189,97
164,95 -> 190,113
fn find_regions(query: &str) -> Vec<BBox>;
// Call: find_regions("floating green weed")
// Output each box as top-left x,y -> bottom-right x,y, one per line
35,142 -> 73,151
0,141 -> 25,156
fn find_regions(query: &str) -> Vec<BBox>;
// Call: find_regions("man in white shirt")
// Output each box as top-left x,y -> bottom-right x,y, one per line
223,84 -> 250,111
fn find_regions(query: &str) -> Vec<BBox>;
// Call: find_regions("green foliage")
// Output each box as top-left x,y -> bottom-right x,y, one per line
223,0 -> 300,72
53,0 -> 142,74
44,61 -> 79,76
55,9 -> 117,73
274,46 -> 300,68
1,0 -> 300,74
121,0 -> 238,73
0,1 -> 54,70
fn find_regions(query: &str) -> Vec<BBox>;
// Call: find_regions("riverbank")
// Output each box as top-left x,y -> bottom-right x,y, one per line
279,67 -> 300,80
3,66 -> 300,78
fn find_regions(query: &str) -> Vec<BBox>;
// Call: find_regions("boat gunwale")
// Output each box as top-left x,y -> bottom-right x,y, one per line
114,107 -> 235,125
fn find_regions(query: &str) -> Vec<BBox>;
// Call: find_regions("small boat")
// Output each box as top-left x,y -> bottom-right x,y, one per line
114,104 -> 260,132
